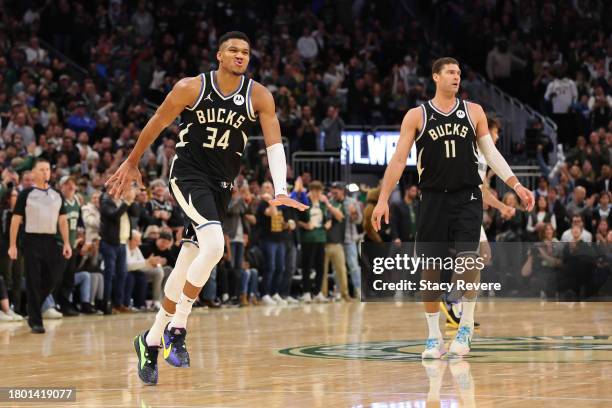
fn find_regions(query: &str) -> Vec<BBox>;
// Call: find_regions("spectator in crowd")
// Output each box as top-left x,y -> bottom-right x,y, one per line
565,186 -> 594,226
257,182 -> 288,306
493,192 -> 526,242
126,229 -> 165,310
296,105 -> 319,151
143,179 -> 181,228
0,275 -> 23,321
321,184 -> 350,301
485,39 -> 527,92
54,176 -> 82,317
526,196 -> 557,240
241,241 -> 262,306
298,181 -> 329,303
4,111 -> 35,146
67,101 -> 96,136
331,182 -> 362,298
390,185 -> 418,244
594,219 -> 609,243
82,191 -> 101,243
544,64 -> 578,145
76,237 -> 104,312
547,186 -> 569,239
561,215 -> 593,243
593,191 -> 611,227
0,184 -> 23,315
99,186 -> 137,314
139,229 -> 176,277
521,223 -> 562,298
319,106 -> 344,152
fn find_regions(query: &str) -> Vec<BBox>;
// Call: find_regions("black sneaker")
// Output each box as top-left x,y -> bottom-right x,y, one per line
440,296 -> 480,329
60,304 -> 79,317
80,302 -> 97,314
133,331 -> 160,385
162,324 -> 190,368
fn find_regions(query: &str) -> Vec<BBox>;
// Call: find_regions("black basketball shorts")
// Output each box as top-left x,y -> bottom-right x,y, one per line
168,160 -> 231,243
415,186 -> 483,259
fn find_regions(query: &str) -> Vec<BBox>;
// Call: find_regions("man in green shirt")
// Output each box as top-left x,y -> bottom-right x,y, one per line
298,181 -> 331,302
55,176 -> 82,316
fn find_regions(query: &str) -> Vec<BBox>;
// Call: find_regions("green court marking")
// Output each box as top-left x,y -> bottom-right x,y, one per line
279,335 -> 612,363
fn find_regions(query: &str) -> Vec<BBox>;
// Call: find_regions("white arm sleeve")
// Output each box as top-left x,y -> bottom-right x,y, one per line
476,134 -> 515,184
266,143 -> 288,196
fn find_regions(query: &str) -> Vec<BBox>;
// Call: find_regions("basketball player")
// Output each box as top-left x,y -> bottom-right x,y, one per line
440,117 -> 516,328
372,57 -> 534,359
105,31 -> 308,385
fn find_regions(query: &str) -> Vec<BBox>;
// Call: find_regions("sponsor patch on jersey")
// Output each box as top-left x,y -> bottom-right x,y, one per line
456,110 -> 466,118
233,94 -> 245,106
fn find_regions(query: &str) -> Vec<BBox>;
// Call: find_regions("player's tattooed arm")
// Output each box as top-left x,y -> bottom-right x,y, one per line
106,76 -> 200,198
372,107 -> 422,231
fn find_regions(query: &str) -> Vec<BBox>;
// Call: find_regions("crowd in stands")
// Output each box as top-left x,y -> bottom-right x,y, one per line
429,0 -> 612,147
0,1 -> 611,323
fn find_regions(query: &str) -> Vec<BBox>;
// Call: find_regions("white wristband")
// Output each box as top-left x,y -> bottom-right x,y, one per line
266,143 -> 288,197
513,182 -> 521,191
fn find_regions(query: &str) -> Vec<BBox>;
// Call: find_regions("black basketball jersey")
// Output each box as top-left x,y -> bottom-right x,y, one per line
415,98 -> 481,192
173,71 -> 257,185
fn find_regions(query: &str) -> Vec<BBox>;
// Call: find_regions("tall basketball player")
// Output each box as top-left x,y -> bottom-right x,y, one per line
440,117 -> 516,328
106,31 -> 308,385
372,57 -> 534,358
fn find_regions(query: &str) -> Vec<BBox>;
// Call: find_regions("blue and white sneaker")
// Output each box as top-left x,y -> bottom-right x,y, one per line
448,325 -> 473,356
422,338 -> 447,359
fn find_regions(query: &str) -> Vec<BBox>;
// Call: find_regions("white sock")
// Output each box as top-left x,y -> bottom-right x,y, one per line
146,306 -> 173,347
460,296 -> 476,328
170,293 -> 196,329
425,312 -> 442,339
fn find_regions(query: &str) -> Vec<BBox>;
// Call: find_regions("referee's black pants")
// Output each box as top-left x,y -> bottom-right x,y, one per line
23,235 -> 63,327
55,250 -> 77,310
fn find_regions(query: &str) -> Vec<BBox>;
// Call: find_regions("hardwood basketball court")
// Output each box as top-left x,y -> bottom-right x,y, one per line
1,301 -> 611,407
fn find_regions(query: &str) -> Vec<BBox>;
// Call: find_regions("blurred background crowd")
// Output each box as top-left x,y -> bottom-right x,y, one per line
0,0 -> 610,323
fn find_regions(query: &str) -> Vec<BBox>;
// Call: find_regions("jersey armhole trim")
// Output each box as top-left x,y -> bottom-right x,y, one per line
464,100 -> 477,135
195,220 -> 222,230
246,79 -> 257,121
415,105 -> 427,142
185,73 -> 206,111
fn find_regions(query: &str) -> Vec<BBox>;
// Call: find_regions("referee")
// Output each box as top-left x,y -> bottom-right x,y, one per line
8,159 -> 72,333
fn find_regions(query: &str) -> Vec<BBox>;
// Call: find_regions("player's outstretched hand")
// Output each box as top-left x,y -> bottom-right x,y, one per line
500,204 -> 516,220
270,194 -> 309,211
371,201 -> 389,232
515,184 -> 535,212
105,161 -> 143,199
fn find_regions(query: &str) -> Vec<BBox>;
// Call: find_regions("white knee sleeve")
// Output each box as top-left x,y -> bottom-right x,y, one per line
186,223 -> 225,287
163,242 -> 199,303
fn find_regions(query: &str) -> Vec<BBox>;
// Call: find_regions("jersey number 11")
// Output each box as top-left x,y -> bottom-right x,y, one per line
444,140 -> 456,158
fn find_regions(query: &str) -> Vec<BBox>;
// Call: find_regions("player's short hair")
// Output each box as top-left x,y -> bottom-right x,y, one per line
432,57 -> 460,75
32,157 -> 50,168
487,116 -> 501,130
218,31 -> 251,50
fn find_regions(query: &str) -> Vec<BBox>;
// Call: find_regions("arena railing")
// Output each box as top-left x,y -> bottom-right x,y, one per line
291,150 -> 351,185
